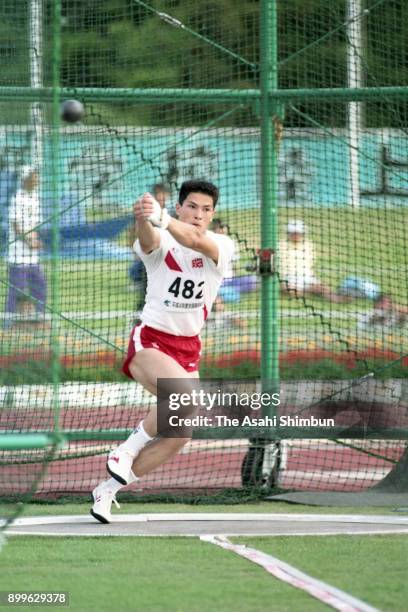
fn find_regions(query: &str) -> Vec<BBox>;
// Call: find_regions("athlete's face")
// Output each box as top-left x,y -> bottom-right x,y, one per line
176,192 -> 215,233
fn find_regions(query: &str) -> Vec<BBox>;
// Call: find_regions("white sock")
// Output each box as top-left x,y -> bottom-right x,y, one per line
101,471 -> 139,495
101,478 -> 123,495
120,420 -> 154,457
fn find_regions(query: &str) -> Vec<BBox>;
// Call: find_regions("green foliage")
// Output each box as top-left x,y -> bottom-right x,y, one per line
56,0 -> 260,125
51,0 -> 407,127
0,0 -> 28,87
1,1 -> 407,126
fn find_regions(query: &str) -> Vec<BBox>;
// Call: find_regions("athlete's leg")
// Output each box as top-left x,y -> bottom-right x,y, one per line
108,348 -> 198,482
128,348 -> 196,435
129,436 -> 188,477
92,348 -> 198,522
128,348 -> 198,476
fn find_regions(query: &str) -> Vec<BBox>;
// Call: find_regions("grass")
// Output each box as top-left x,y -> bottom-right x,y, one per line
227,207 -> 408,293
1,206 -> 408,381
2,506 -> 407,611
1,68 -> 407,612
237,534 -> 408,612
2,536 -> 326,612
2,503 -> 406,610
1,206 -> 407,313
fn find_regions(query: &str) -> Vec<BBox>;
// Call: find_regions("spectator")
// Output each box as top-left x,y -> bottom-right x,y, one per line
211,219 -> 257,328
4,166 -> 47,328
0,165 -> 18,255
279,219 -> 349,303
213,218 -> 257,300
151,183 -> 170,210
359,293 -> 408,329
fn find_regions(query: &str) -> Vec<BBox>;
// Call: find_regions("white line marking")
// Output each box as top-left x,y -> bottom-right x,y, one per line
201,535 -> 379,612
5,513 -> 408,528
281,469 -> 390,480
6,528 -> 408,538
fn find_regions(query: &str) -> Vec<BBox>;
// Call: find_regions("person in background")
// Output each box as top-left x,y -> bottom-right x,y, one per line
151,183 -> 171,210
0,164 -> 18,256
4,166 -> 47,328
359,293 -> 408,329
279,219 -> 349,303
212,218 -> 257,304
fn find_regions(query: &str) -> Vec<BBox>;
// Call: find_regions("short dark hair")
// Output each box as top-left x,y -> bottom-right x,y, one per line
178,179 -> 219,207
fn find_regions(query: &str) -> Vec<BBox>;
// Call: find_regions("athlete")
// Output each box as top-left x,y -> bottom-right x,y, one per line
91,179 -> 235,522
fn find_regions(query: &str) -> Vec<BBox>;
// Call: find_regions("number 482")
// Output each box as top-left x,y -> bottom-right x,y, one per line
168,277 -> 204,299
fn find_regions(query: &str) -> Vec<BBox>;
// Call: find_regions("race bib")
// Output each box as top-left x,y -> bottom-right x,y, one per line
163,274 -> 205,312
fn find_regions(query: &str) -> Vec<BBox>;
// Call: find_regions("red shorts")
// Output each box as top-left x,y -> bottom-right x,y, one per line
122,324 -> 201,379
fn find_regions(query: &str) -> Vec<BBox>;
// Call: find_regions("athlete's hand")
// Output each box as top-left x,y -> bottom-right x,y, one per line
134,193 -> 154,220
134,193 -> 170,229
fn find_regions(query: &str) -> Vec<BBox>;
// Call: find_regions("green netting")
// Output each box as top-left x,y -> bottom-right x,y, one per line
0,0 -> 407,518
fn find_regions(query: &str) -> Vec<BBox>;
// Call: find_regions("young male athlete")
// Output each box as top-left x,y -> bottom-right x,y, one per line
91,179 -> 235,522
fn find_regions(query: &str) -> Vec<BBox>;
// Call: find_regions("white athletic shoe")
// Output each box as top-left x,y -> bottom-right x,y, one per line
90,484 -> 120,524
107,446 -> 135,486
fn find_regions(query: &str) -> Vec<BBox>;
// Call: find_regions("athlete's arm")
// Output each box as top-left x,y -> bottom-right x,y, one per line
134,195 -> 161,254
166,218 -> 219,263
135,193 -> 218,261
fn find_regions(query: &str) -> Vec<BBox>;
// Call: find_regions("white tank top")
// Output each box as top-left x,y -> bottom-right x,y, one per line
134,229 -> 235,336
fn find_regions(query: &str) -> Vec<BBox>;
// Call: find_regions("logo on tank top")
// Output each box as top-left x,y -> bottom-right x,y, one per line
192,258 -> 203,268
